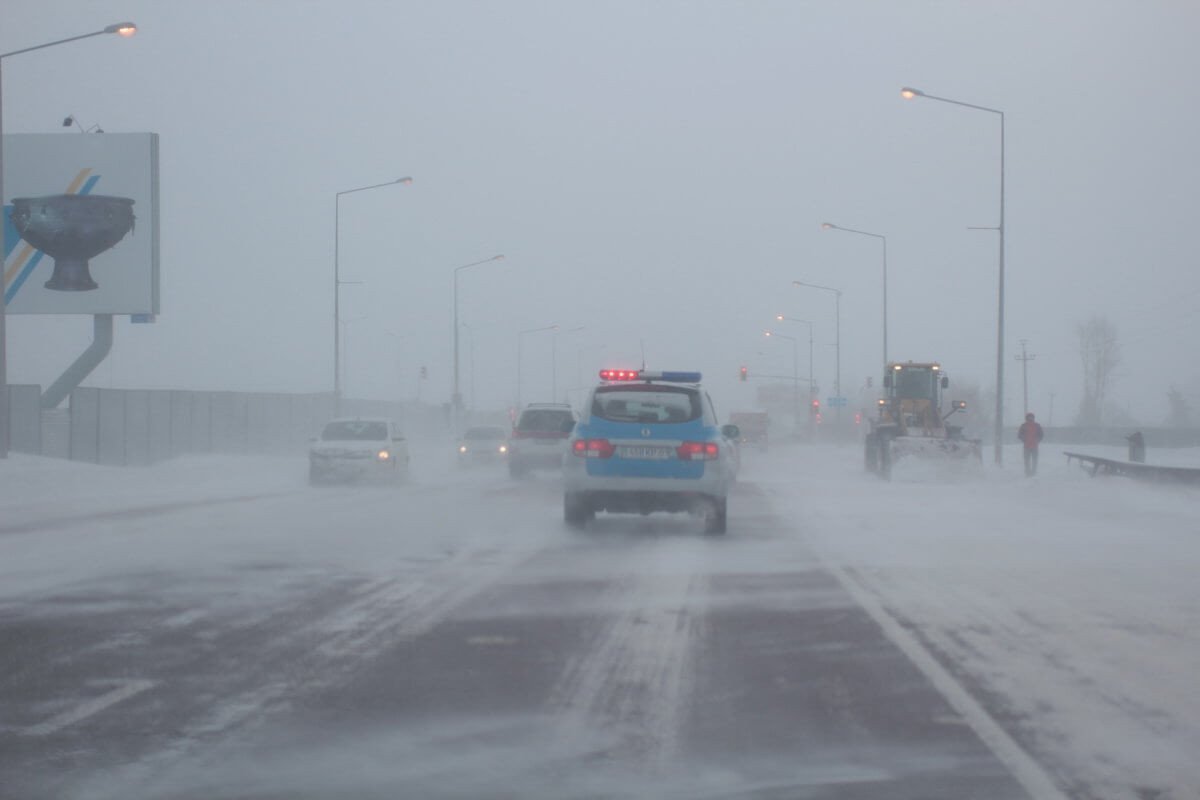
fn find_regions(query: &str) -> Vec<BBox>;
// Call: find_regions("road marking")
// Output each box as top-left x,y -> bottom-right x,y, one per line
22,679 -> 156,737
827,564 -> 1070,800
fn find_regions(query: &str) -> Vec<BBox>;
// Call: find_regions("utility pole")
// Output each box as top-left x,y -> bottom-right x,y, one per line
1015,339 -> 1036,416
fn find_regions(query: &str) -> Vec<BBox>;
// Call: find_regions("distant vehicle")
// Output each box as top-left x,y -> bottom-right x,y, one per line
309,417 -> 410,485
508,403 -> 578,477
563,369 -> 740,534
863,361 -> 981,479
729,411 -> 769,450
457,425 -> 509,465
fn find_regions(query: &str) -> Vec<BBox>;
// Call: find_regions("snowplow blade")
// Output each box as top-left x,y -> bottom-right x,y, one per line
889,435 -> 982,462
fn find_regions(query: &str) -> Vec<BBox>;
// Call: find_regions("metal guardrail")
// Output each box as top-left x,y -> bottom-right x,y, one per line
1064,452 -> 1200,485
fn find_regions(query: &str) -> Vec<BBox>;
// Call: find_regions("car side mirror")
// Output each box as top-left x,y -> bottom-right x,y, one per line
722,424 -> 740,440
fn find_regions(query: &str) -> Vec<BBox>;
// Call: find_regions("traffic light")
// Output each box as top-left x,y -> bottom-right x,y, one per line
811,398 -> 821,413
739,365 -> 748,382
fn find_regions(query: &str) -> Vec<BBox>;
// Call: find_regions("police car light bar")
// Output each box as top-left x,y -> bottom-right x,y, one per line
599,369 -> 641,381
599,369 -> 703,383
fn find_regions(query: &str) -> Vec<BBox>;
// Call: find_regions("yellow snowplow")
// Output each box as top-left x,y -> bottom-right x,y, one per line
863,361 -> 982,479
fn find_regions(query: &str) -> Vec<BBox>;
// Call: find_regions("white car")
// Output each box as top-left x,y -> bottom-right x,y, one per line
309,417 -> 410,485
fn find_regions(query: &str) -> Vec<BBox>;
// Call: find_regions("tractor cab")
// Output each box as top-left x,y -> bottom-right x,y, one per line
880,362 -> 948,434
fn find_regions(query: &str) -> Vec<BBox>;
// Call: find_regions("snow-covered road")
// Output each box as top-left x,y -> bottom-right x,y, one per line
1,441 -> 1196,799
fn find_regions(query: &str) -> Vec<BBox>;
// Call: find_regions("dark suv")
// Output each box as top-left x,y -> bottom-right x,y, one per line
508,403 -> 577,477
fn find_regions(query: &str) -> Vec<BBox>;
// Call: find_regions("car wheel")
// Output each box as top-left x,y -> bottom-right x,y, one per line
704,496 -> 727,535
564,492 -> 592,529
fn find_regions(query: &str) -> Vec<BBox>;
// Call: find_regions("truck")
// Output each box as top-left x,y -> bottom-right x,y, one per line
729,411 -> 769,451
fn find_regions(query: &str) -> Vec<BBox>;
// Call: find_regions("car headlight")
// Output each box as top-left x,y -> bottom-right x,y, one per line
498,444 -> 508,453
377,449 -> 391,461
459,445 -> 468,453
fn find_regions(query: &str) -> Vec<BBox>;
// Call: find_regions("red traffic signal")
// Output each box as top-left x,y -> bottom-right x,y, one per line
739,365 -> 748,382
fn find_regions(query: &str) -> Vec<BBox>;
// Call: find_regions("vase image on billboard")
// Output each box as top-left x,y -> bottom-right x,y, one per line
9,194 -> 136,291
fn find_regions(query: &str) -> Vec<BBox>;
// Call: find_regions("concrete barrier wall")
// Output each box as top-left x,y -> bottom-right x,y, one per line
64,388 -> 345,465
7,384 -> 42,455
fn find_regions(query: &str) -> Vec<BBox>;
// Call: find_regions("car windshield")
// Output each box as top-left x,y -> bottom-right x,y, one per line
321,421 -> 387,441
517,409 -> 572,432
464,427 -> 506,440
592,386 -> 701,423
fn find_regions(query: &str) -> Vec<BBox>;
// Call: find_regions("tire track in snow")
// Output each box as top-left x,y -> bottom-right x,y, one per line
547,537 -> 709,771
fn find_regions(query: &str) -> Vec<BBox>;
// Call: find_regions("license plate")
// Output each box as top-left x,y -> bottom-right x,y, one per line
618,446 -> 672,460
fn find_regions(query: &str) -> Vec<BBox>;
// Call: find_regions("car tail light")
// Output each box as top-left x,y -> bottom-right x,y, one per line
572,438 -> 615,458
677,441 -> 719,460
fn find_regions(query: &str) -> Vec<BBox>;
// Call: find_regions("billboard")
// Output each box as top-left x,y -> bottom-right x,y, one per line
2,132 -> 159,314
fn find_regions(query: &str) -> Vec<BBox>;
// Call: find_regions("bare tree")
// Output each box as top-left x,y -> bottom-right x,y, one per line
1166,385 -> 1193,428
1075,315 -> 1120,426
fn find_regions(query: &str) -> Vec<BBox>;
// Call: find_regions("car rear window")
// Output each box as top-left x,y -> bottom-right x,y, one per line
517,409 -> 574,432
321,421 -> 388,441
591,386 -> 701,423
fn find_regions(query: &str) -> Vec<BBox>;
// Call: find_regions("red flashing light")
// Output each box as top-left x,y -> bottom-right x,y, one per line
599,369 -> 640,381
572,438 -> 615,458
677,441 -> 719,461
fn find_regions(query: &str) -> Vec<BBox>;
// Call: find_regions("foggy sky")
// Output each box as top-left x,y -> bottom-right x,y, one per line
4,1 -> 1198,425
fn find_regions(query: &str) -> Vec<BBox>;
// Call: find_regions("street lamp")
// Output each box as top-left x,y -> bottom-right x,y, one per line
516,324 -> 557,408
793,280 -> 842,404
764,329 -> 801,434
452,254 -> 504,428
334,177 -> 411,415
822,222 -> 887,375
551,326 -> 585,402
1,21 -> 138,459
902,84 -> 1006,466
774,316 -> 814,406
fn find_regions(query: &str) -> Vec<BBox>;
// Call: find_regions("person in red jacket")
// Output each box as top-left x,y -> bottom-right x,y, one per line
1017,412 -> 1045,476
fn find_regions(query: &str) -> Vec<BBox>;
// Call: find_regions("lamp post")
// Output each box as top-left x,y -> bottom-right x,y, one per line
822,222 -> 887,375
0,21 -> 137,460
334,177 -> 411,416
516,324 -> 557,408
551,326 -> 585,402
792,281 -> 841,405
764,330 -> 800,434
452,254 -> 504,429
901,85 -> 1006,466
774,316 -> 814,404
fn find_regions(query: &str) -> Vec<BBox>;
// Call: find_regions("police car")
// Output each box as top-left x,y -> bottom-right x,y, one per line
562,370 -> 740,534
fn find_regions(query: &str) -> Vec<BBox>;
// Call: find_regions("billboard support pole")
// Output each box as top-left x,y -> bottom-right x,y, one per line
40,314 -> 112,409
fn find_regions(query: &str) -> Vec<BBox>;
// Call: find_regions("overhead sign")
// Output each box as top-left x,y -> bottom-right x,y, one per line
827,396 -> 848,408
3,132 -> 160,314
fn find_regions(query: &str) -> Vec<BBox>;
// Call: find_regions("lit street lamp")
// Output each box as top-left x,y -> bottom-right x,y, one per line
1,21 -> 137,459
764,330 -> 801,434
452,254 -> 504,429
334,177 -> 411,416
793,280 -> 842,405
822,222 -> 887,375
774,316 -> 814,405
516,324 -> 557,408
902,84 -> 1006,466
